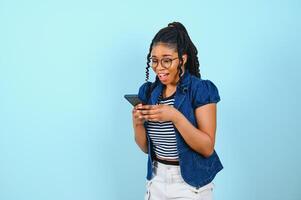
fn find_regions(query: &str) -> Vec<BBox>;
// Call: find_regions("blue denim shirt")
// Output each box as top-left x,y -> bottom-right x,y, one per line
137,70 -> 223,188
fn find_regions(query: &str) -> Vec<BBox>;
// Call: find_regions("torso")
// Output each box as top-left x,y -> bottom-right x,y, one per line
146,86 -> 179,161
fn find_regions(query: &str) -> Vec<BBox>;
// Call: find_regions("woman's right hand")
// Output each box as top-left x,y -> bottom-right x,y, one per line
132,103 -> 146,126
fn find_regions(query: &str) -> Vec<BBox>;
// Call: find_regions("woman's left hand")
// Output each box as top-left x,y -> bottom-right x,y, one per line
137,104 -> 179,122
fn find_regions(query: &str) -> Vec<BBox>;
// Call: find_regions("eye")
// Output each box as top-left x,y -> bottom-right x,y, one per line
162,58 -> 171,64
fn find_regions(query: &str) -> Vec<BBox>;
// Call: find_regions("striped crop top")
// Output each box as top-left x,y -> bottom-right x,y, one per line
146,91 -> 178,160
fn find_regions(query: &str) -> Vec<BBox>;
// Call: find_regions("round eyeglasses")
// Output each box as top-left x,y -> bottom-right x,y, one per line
150,57 -> 179,69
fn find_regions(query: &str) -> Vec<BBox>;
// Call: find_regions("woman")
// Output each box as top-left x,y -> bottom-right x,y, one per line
132,22 -> 223,200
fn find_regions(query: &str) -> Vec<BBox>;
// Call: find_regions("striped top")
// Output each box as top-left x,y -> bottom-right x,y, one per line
146,91 -> 178,160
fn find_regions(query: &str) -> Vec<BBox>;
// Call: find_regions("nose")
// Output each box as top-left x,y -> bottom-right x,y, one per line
155,61 -> 166,71
156,68 -> 167,74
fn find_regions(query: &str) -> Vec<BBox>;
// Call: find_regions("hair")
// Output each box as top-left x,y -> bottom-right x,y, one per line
145,22 -> 201,83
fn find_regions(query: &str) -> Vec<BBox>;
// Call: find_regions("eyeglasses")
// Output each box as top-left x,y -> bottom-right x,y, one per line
149,57 -> 179,69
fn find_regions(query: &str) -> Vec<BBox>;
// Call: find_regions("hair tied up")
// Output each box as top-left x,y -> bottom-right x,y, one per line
145,21 -> 201,83
168,22 -> 187,33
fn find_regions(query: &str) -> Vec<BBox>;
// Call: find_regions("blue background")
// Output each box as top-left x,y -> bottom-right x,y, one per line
0,0 -> 300,199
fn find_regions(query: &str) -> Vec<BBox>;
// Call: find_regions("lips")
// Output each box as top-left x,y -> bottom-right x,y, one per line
158,73 -> 169,78
158,73 -> 169,81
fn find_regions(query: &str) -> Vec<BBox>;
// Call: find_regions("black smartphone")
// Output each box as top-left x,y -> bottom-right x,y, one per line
124,94 -> 144,106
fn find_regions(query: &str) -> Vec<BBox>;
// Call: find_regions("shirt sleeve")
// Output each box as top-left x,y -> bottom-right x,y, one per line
192,79 -> 221,109
137,81 -> 152,104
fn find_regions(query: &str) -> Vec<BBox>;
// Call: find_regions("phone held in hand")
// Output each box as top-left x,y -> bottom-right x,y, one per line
124,94 -> 144,106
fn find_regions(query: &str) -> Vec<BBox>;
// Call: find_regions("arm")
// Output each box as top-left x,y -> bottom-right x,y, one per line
133,124 -> 148,154
172,103 -> 217,158
138,103 -> 218,157
132,104 -> 148,154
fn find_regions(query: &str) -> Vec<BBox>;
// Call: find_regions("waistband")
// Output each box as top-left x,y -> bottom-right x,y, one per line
152,160 -> 215,190
153,156 -> 179,166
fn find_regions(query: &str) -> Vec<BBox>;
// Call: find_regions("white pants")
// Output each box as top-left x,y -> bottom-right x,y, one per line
144,161 -> 215,200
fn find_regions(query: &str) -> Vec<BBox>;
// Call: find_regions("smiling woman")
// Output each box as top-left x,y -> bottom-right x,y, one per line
131,22 -> 222,200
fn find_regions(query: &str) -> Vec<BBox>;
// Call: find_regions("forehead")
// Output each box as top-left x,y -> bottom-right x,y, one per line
151,43 -> 177,57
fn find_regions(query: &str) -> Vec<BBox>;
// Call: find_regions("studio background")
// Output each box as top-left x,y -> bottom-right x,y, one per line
0,0 -> 300,200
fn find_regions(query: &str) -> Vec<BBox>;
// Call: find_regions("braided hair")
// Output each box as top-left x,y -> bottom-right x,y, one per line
145,22 -> 201,84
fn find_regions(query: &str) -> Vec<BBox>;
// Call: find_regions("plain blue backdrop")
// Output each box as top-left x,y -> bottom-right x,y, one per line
0,0 -> 300,199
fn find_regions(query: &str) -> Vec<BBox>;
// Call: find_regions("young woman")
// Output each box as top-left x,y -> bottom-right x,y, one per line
132,22 -> 223,200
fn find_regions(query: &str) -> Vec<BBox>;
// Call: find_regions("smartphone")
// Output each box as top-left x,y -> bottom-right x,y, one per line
124,94 -> 144,106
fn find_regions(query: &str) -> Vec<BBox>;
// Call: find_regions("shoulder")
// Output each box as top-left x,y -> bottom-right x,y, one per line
191,77 -> 219,93
190,76 -> 221,109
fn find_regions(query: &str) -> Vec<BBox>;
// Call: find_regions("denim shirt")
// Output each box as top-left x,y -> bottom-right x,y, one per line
137,70 -> 223,188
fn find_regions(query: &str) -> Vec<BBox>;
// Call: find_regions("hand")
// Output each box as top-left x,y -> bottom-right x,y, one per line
132,103 -> 146,126
138,104 -> 179,122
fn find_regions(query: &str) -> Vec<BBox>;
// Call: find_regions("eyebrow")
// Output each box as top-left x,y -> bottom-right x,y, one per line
151,54 -> 173,58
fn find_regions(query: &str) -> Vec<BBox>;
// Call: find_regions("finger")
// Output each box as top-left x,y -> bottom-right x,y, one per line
135,116 -> 144,122
136,103 -> 143,109
140,105 -> 154,110
148,118 -> 158,122
143,114 -> 158,121
149,104 -> 162,111
140,109 -> 160,115
134,111 -> 142,118
132,108 -> 139,114
142,104 -> 160,111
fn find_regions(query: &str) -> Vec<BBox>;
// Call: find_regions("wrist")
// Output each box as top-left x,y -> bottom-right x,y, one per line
172,109 -> 183,124
134,122 -> 145,128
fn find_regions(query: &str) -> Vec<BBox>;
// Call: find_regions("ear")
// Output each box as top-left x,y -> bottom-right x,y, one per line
180,54 -> 188,73
182,54 -> 188,66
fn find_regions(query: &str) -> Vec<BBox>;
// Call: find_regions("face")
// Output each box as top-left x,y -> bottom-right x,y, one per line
150,43 -> 187,86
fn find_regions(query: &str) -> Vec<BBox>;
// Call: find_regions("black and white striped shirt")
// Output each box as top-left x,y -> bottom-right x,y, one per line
146,91 -> 178,160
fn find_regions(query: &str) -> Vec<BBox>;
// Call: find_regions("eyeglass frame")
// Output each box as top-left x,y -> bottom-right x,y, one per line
149,57 -> 179,69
